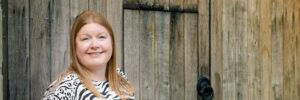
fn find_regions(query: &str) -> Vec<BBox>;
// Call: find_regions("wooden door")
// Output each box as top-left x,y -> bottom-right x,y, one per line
123,0 -> 205,99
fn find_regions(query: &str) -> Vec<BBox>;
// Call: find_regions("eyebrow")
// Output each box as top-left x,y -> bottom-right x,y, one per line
79,32 -> 108,36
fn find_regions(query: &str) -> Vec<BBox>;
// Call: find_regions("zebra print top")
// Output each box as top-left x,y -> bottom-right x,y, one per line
43,68 -> 135,100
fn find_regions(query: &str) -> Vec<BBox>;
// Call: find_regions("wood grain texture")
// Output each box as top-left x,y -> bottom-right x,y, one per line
29,0 -> 51,99
88,0 -> 107,17
295,0 -> 300,99
124,9 -> 140,100
2,0 -> 8,99
184,0 -> 198,11
154,11 -> 170,100
70,0 -> 88,25
139,11 -> 155,100
222,0 -> 236,100
154,0 -> 169,10
169,12 -> 185,100
198,0 -> 210,77
283,0 -> 296,99
49,0 -> 70,81
0,0 -> 3,98
247,0 -> 261,100
184,13 -> 198,100
107,0 -> 123,68
271,0 -> 284,99
169,0 -> 184,11
235,0 -> 248,99
259,0 -> 272,100
7,0 -> 30,99
139,0 -> 154,7
210,0 -> 223,99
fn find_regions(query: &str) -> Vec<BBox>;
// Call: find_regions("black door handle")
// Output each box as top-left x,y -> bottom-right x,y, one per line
197,76 -> 214,100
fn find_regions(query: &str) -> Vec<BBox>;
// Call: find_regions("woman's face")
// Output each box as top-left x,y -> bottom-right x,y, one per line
75,23 -> 113,70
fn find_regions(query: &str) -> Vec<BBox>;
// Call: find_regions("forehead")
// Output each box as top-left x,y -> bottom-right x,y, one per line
77,23 -> 110,35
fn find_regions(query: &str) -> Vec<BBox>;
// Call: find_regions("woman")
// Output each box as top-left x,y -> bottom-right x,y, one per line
43,10 -> 134,100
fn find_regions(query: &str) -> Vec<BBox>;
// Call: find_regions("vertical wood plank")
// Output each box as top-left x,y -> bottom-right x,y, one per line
271,0 -> 284,99
198,0 -> 210,77
139,11 -> 155,100
247,0 -> 261,99
124,9 -> 140,100
184,13 -> 198,100
29,0 -> 51,100
0,0 -> 3,98
123,0 -> 139,9
283,0 -> 296,99
154,0 -> 169,10
259,0 -> 272,99
107,0 -> 123,67
211,0 -> 223,99
70,0 -> 88,25
7,0 -> 30,99
49,0 -> 70,80
88,0 -> 107,17
154,11 -> 170,100
295,0 -> 300,99
235,0 -> 248,99
222,0 -> 236,99
139,0 -> 154,7
169,0 -> 184,11
2,0 -> 8,99
170,12 -> 185,100
184,0 -> 198,11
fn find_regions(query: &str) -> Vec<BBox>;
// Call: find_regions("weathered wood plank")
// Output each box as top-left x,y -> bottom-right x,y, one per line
283,0 -> 296,99
154,11 -> 170,100
295,0 -> 300,99
154,0 -> 169,10
0,0 -> 3,98
222,0 -> 236,99
170,12 -> 185,100
2,0 -> 8,99
107,0 -> 123,68
259,0 -> 272,99
7,0 -> 30,99
124,9 -> 140,100
184,13 -> 197,100
169,0 -> 184,11
123,0 -> 139,10
184,0 -> 198,11
139,11 -> 155,100
271,0 -> 284,99
88,0 -> 107,17
139,0 -> 154,8
198,0 -> 210,77
49,0 -> 70,81
235,0 -> 248,99
210,0 -> 223,99
246,0 -> 261,99
29,0 -> 51,99
70,0 -> 88,24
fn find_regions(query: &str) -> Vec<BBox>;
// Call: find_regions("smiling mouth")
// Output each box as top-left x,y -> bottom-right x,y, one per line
88,52 -> 103,57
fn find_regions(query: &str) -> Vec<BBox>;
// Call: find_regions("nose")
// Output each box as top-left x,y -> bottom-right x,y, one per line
90,38 -> 100,49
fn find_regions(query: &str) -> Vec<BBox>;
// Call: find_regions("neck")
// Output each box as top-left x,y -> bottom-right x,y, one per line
87,65 -> 107,81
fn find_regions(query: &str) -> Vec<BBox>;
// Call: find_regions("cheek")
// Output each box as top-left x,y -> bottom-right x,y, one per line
104,39 -> 113,53
75,41 -> 88,56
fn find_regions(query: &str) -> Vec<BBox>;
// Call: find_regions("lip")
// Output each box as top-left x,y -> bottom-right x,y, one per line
87,52 -> 103,57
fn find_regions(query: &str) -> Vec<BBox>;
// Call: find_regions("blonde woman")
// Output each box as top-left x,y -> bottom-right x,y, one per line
43,10 -> 134,100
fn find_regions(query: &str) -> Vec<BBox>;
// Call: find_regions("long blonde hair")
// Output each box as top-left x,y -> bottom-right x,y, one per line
59,10 -> 133,98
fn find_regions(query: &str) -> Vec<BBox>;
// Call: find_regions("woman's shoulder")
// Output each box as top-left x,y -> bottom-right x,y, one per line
43,73 -> 80,100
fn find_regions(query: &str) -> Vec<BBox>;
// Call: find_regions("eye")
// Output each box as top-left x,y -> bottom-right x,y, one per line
98,35 -> 107,39
81,37 -> 89,41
